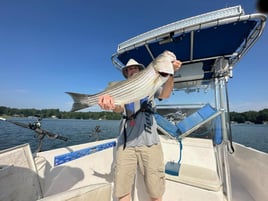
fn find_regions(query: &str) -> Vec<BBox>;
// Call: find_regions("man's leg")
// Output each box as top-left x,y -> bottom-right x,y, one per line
119,193 -> 131,201
115,147 -> 137,200
151,198 -> 162,201
138,144 -> 165,200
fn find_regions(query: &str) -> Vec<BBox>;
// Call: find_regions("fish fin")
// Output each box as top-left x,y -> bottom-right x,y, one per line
65,92 -> 92,112
107,81 -> 120,88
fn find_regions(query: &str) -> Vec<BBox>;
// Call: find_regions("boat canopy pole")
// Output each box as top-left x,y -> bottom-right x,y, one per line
214,76 -> 232,201
145,44 -> 155,60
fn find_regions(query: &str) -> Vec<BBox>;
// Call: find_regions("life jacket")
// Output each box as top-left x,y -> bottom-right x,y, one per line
122,97 -> 155,149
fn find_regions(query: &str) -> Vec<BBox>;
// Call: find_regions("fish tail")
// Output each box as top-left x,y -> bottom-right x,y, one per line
66,92 -> 93,112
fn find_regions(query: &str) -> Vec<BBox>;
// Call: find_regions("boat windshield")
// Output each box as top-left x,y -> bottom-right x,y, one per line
156,86 -> 216,140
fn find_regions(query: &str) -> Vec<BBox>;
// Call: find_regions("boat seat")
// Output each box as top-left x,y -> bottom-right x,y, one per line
155,105 -> 222,191
0,144 -> 112,201
37,183 -> 112,201
0,144 -> 42,201
155,103 -> 221,140
165,163 -> 221,192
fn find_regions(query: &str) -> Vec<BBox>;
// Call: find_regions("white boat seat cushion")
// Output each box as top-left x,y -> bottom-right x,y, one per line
37,183 -> 111,201
165,163 -> 221,191
0,144 -> 42,201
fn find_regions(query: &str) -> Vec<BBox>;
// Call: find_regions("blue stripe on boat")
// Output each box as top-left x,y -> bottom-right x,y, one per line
54,141 -> 116,166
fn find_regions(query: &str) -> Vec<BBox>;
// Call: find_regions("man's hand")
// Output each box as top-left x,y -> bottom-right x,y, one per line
172,60 -> 182,72
98,94 -> 115,110
98,94 -> 124,112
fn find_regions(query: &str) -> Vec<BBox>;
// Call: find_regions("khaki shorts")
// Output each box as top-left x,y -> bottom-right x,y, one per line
114,143 -> 165,198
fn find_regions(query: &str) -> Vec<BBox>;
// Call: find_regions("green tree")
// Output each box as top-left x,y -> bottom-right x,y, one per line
256,109 -> 268,123
230,112 -> 246,123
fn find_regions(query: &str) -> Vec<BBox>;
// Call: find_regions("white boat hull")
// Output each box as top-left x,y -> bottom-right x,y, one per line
1,136 -> 267,201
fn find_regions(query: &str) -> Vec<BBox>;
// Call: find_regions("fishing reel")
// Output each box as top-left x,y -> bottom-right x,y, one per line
28,117 -> 42,130
89,125 -> 101,141
2,115 -> 68,153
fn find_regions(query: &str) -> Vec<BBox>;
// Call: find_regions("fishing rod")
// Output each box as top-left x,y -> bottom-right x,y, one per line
0,117 -> 68,152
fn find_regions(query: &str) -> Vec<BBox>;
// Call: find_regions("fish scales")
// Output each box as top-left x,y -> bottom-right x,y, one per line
95,67 -> 158,105
82,68 -> 157,106
66,51 -> 176,112
106,68 -> 157,100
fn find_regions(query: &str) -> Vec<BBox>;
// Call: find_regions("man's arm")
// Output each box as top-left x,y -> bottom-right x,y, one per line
158,60 -> 182,99
158,75 -> 174,99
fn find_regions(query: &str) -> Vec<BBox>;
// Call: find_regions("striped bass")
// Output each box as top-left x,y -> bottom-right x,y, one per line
66,50 -> 176,112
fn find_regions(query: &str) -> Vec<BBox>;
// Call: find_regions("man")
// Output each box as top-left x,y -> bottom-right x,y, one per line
98,53 -> 181,201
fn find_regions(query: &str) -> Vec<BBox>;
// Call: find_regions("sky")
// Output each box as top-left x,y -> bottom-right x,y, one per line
0,0 -> 267,112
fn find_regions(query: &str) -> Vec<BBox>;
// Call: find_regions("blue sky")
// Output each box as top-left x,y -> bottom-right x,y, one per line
0,0 -> 267,112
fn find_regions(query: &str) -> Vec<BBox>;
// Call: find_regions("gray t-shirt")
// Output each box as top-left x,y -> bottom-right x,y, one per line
117,96 -> 160,148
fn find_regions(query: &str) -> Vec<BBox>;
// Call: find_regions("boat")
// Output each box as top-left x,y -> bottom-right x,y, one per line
0,5 -> 267,201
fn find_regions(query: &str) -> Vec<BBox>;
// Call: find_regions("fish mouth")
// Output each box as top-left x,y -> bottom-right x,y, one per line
159,72 -> 173,77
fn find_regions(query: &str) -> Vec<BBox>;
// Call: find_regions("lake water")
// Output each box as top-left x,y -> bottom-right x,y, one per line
0,118 -> 267,153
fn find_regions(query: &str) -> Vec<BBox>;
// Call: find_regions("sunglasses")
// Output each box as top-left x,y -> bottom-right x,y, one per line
126,66 -> 139,72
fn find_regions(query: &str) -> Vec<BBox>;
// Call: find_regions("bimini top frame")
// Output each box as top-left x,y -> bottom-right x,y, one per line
111,5 -> 266,90
111,7 -> 266,201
